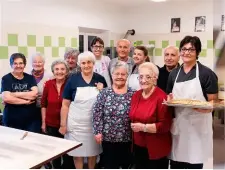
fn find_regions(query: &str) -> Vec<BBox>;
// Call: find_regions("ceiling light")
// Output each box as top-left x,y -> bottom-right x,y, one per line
151,0 -> 167,2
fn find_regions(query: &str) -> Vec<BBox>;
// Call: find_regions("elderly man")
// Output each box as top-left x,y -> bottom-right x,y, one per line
108,39 -> 134,80
64,48 -> 80,75
157,45 -> 180,92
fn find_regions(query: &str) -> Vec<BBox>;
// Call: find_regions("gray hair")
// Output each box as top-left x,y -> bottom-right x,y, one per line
51,59 -> 70,73
30,52 -> 45,63
77,51 -> 96,66
64,48 -> 80,60
117,39 -> 131,48
138,62 -> 159,78
164,45 -> 179,55
111,61 -> 129,75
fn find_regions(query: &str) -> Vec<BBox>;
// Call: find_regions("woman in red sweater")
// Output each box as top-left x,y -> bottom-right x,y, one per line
41,59 -> 69,169
129,62 -> 172,169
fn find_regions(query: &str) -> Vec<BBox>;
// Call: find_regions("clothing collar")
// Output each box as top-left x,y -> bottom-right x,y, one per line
116,56 -> 132,64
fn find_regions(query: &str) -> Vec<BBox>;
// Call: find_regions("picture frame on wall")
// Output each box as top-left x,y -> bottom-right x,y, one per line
171,18 -> 180,33
195,16 -> 206,32
221,15 -> 225,31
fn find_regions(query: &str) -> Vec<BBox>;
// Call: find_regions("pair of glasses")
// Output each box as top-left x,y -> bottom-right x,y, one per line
92,46 -> 104,50
13,62 -> 24,66
113,73 -> 127,77
181,48 -> 196,53
137,75 -> 155,81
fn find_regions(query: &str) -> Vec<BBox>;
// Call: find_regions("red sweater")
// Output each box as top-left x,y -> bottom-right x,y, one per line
41,79 -> 67,128
129,87 -> 172,160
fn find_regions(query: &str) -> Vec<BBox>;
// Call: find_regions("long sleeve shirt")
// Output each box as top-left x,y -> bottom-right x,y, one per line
41,79 -> 67,128
129,87 -> 172,160
92,87 -> 135,142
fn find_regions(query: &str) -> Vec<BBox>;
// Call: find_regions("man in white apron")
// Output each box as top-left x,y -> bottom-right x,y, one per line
166,36 -> 218,169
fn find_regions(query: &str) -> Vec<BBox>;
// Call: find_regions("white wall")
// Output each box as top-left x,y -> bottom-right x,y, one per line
0,0 -> 125,33
122,0 -> 214,68
124,0 -> 213,34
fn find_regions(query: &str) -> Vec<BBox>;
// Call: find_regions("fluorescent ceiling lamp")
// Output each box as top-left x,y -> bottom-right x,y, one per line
151,0 -> 167,2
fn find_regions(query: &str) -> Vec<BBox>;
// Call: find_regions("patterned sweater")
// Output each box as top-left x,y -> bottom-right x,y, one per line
92,87 -> 134,142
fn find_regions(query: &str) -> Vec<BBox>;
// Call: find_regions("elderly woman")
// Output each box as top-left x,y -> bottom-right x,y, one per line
92,61 -> 135,169
167,36 -> 218,169
129,62 -> 172,169
128,46 -> 149,90
59,51 -> 107,169
30,52 -> 52,133
64,48 -> 80,75
1,53 -> 38,131
41,59 -> 69,168
91,37 -> 111,87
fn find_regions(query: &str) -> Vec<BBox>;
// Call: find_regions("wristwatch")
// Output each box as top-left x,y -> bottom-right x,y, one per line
143,124 -> 147,132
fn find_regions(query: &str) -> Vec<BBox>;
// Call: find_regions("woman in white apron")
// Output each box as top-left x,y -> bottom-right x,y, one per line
166,36 -> 218,169
128,46 -> 149,91
59,51 -> 107,169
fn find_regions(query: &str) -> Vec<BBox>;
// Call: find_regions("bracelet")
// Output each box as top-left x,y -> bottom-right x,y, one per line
143,124 -> 147,132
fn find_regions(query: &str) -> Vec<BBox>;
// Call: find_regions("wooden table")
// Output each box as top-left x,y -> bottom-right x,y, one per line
0,126 -> 81,169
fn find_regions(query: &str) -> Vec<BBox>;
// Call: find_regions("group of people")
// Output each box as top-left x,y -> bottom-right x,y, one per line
0,35 -> 218,169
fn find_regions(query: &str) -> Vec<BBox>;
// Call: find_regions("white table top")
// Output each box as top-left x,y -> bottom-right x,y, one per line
0,126 -> 81,169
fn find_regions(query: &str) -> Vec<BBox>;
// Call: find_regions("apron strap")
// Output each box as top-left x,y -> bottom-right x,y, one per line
174,64 -> 183,83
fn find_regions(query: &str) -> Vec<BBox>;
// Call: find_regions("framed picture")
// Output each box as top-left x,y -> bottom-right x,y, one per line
171,18 -> 180,33
195,16 -> 206,32
221,15 -> 225,31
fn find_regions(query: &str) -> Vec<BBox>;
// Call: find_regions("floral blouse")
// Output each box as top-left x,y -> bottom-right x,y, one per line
92,87 -> 135,142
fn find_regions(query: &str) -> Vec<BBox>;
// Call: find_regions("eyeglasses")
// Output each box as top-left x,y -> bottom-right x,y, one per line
13,62 -> 24,66
92,45 -> 104,50
138,75 -> 155,81
113,73 -> 127,77
181,48 -> 196,53
33,61 -> 43,64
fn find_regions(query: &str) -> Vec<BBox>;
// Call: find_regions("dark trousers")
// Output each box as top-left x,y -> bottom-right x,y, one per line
134,145 -> 169,169
46,126 -> 64,169
102,141 -> 132,169
61,154 -> 75,169
170,160 -> 203,169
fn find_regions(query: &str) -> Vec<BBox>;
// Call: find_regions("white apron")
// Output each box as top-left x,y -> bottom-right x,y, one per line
169,63 -> 213,164
128,74 -> 140,91
65,86 -> 102,157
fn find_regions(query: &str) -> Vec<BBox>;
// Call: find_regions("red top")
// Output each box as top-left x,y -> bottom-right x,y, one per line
41,79 -> 67,128
129,87 -> 172,160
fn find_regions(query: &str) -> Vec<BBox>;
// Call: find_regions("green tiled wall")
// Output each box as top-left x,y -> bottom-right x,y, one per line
132,39 -> 217,57
0,34 -> 78,59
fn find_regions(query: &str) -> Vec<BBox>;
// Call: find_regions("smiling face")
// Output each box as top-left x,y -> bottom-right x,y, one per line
133,49 -> 147,65
138,67 -> 157,91
32,56 -> 44,72
164,47 -> 180,68
116,40 -> 130,60
66,55 -> 77,70
12,58 -> 25,74
180,43 -> 197,64
53,63 -> 68,80
80,58 -> 94,75
112,67 -> 128,87
91,41 -> 104,59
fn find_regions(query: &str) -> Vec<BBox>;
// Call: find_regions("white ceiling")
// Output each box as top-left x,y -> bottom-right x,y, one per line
99,0 -> 212,7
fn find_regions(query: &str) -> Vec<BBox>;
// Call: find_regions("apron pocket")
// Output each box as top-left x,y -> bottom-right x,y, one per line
189,114 -> 208,134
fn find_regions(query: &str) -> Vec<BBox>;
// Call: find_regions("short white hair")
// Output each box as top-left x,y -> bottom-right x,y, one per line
111,61 -> 129,75
77,51 -> 96,66
164,45 -> 179,55
30,52 -> 45,63
117,39 -> 131,48
138,62 -> 159,78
